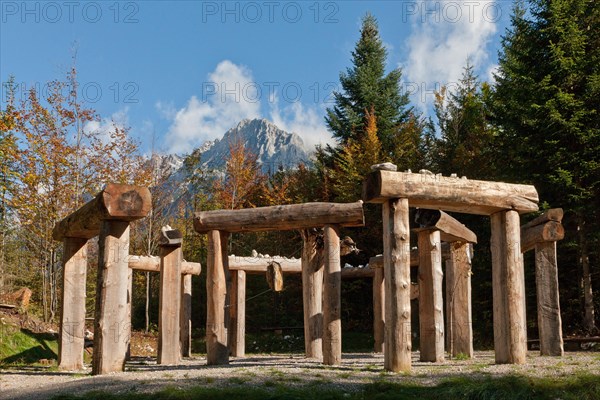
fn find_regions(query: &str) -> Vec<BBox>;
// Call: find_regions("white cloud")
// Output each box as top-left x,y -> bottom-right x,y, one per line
162,60 -> 333,154
84,108 -> 129,145
403,0 -> 499,111
163,60 -> 261,154
268,94 -> 334,150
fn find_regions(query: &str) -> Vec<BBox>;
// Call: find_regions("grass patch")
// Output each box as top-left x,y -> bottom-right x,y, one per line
51,373 -> 600,400
0,324 -> 58,366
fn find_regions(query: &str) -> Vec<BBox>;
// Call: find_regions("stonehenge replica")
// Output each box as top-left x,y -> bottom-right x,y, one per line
53,166 -> 566,375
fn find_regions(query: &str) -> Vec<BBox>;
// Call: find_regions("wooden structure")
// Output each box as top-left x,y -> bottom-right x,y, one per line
53,184 -> 151,374
194,202 -> 365,366
364,168 -> 538,371
521,209 -> 565,356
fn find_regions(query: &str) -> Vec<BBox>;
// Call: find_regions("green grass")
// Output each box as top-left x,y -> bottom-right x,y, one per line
49,373 -> 600,400
0,323 -> 58,366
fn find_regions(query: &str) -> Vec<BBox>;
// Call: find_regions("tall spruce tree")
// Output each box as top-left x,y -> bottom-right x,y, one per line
325,13 -> 415,162
492,0 -> 600,333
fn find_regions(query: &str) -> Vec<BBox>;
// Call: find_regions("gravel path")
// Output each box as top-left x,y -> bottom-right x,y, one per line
1,351 -> 599,399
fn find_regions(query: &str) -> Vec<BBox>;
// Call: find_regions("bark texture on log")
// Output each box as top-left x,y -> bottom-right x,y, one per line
383,199 -> 412,372
58,238 -> 88,371
301,229 -> 324,360
92,221 -> 131,375
322,225 -> 342,365
53,184 -> 151,240
363,170 -> 539,215
194,201 -> 364,233
491,211 -> 527,364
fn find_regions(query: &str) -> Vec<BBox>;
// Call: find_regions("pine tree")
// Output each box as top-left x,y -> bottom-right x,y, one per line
325,13 -> 414,160
492,0 -> 600,333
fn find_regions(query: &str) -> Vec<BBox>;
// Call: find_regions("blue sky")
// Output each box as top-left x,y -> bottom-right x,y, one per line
1,1 -> 513,155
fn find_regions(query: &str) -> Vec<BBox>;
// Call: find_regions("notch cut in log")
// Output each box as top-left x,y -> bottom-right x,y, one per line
128,255 -> 201,275
194,201 -> 364,233
363,170 -> 539,215
415,209 -> 477,244
266,261 -> 284,292
159,226 -> 183,246
521,221 -> 564,253
522,208 -> 563,230
53,184 -> 152,240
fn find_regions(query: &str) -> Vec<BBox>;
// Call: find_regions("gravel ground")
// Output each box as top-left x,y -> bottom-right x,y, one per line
1,351 -> 600,399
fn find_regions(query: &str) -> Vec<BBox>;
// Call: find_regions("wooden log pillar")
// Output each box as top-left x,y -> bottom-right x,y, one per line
417,229 -> 445,362
229,269 -> 246,357
58,238 -> 88,371
373,265 -> 385,353
92,220 -> 132,375
158,229 -> 182,365
491,210 -> 527,364
180,274 -> 193,358
445,242 -> 473,358
206,230 -> 229,365
383,199 -> 411,372
322,225 -> 342,365
535,241 -> 564,356
301,229 -> 324,360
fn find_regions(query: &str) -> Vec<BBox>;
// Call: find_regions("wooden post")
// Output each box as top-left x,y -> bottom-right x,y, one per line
206,230 -> 229,365
158,229 -> 182,365
373,265 -> 385,353
535,242 -> 564,356
301,229 -> 324,360
92,220 -> 132,375
417,229 -> 444,362
229,269 -> 246,357
383,199 -> 411,372
491,210 -> 527,364
322,224 -> 342,365
180,274 -> 193,358
445,242 -> 473,358
58,238 -> 88,371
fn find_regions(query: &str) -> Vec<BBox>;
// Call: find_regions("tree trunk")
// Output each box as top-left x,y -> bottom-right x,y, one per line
578,216 -> 596,334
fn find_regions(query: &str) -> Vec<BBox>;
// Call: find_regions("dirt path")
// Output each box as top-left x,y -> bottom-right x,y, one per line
1,351 -> 599,399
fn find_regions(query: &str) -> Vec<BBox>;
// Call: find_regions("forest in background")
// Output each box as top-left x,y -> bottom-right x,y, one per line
0,0 -> 598,347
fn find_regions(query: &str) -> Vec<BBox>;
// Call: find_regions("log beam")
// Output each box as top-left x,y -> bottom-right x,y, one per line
417,229 -> 445,362
535,242 -> 564,356
522,208 -> 563,230
53,184 -> 151,240
521,221 -> 565,253
491,210 -> 527,364
363,170 -> 539,215
158,229 -> 182,365
322,225 -> 342,365
206,230 -> 229,365
229,270 -> 246,357
415,209 -> 477,243
92,220 -> 132,375
301,230 -> 324,360
58,238 -> 88,371
128,255 -> 201,275
194,201 -> 364,233
383,198 -> 412,372
445,242 -> 474,358
180,274 -> 193,358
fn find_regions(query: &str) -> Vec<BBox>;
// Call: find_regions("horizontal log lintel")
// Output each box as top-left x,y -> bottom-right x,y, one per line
522,208 -> 564,230
194,201 -> 364,233
521,221 -> 565,253
363,170 -> 539,215
53,184 -> 152,240
414,210 -> 477,243
128,255 -> 201,275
